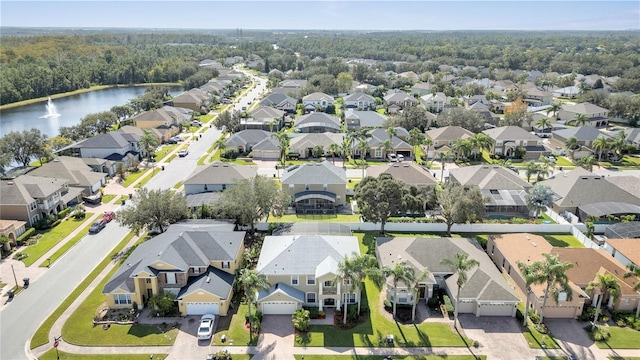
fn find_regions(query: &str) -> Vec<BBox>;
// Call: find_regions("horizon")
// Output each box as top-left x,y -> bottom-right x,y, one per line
1,1 -> 639,31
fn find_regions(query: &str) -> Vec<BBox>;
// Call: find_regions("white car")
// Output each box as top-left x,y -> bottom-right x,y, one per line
178,149 -> 189,157
397,154 -> 405,162
197,314 -> 216,340
387,154 -> 397,162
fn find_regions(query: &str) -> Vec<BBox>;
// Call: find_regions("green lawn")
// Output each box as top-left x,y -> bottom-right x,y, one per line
610,358 -> 640,360
173,181 -> 184,190
100,194 -> 117,203
121,169 -> 151,187
534,213 -> 556,224
213,302 -> 258,346
155,144 -> 178,162
294,356 -> 485,360
269,213 -> 361,223
554,156 -> 574,166
347,180 -> 361,189
30,231 -> 138,349
18,215 -> 93,267
40,216 -> 99,267
598,155 -> 640,169
134,168 -> 160,188
62,264 -> 178,346
522,325 -> 560,349
595,326 -> 640,349
540,234 -> 584,248
38,350 -> 167,360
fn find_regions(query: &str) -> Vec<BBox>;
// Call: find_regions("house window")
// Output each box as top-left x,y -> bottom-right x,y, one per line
305,184 -> 310,191
222,184 -> 227,191
114,293 -> 132,305
323,184 -> 328,191
222,262 -> 230,269
306,293 -> 316,303
349,293 -> 357,303
146,278 -> 151,284
289,184 -> 294,190
324,280 -> 332,287
502,258 -> 506,269
291,276 -> 299,286
307,276 -> 316,285
375,148 -> 382,157
343,279 -> 351,286
166,273 -> 177,285
193,267 -> 200,274
29,202 -> 37,211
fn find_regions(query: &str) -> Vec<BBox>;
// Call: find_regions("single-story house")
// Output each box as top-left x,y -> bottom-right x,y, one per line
289,133 -> 343,159
366,163 -> 438,187
225,130 -> 271,154
344,110 -> 387,130
183,161 -> 258,195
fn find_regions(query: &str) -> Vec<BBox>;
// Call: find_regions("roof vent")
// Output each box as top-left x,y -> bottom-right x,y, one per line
158,251 -> 163,256
206,276 -> 211,283
6,181 -> 14,185
526,236 -> 530,240
275,283 -> 279,289
531,242 -> 537,247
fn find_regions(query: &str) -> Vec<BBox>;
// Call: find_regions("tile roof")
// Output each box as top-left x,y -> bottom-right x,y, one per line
605,239 -> 640,265
184,161 -> 258,185
366,163 -> 438,186
281,161 -> 346,185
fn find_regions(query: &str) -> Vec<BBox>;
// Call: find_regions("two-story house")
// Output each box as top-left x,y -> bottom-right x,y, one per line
61,132 -> 142,168
524,88 -> 553,107
246,107 -> 285,131
102,221 -> 244,316
483,126 -> 548,160
0,175 -> 71,227
558,102 -> 610,127
294,113 -> 341,133
281,161 -> 347,214
383,91 -> 417,113
551,127 -> 611,160
343,93 -> 376,110
259,93 -> 298,114
425,126 -> 475,160
302,92 -> 335,112
170,88 -> 211,114
256,234 -> 361,314
420,92 -> 449,113
28,156 -> 107,196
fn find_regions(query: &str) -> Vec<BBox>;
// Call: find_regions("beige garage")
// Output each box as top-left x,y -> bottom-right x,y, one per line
261,301 -> 300,315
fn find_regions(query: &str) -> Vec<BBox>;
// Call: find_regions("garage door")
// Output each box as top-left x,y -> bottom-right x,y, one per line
261,301 -> 298,315
477,303 -> 514,317
185,302 -> 219,315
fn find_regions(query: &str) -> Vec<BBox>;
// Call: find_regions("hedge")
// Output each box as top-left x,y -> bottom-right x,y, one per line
16,227 -> 36,245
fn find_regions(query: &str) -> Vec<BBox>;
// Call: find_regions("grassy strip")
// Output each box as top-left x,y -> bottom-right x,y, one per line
134,168 -> 160,188
39,218 -> 101,267
19,215 -> 94,267
101,194 -> 117,203
173,181 -> 184,190
30,230 -> 138,349
154,144 -> 178,162
294,356 -> 485,360
197,154 -> 209,166
38,350 -> 167,360
121,169 -> 150,187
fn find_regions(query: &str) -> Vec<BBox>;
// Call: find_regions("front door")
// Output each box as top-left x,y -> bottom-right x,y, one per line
324,298 -> 335,307
418,286 -> 426,299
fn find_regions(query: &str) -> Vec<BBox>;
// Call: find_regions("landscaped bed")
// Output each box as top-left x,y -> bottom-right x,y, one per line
37,350 -> 167,360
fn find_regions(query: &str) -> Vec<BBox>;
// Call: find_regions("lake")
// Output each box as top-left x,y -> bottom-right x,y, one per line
0,87 -> 181,138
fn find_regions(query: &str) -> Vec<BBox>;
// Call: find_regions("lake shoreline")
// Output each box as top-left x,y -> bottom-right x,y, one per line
0,83 -> 182,111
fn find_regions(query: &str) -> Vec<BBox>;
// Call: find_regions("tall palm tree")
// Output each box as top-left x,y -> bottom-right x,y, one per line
215,138 -> 227,158
352,253 -> 385,315
439,152 -> 447,182
610,131 -> 627,159
538,253 -> 573,324
408,127 -> 425,163
517,260 -> 545,326
546,103 -> 562,119
470,133 -> 493,160
525,161 -> 538,183
440,253 -> 480,328
357,140 -> 370,178
565,137 -> 579,160
535,164 -> 551,182
139,130 -> 159,161
568,113 -> 589,127
238,269 -> 271,335
410,269 -> 430,322
592,136 -> 609,162
536,117 -> 552,134
586,273 -> 621,330
577,155 -> 596,172
327,143 -> 340,165
383,261 -> 416,320
381,139 -> 393,159
335,255 -> 360,324
386,127 -> 398,156
422,137 -> 434,164
272,130 -> 290,166
623,265 -> 640,318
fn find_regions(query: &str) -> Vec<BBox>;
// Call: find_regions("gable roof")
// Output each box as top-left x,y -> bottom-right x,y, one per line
449,165 -> 532,191
553,126 -> 610,141
184,161 -> 257,185
344,110 -> 387,128
28,156 -> 106,189
1,175 -> 68,205
425,126 -> 475,141
250,106 -> 285,119
605,239 -> 640,266
343,93 -> 375,103
225,130 -> 271,147
366,163 -> 438,187
281,161 -> 346,185
176,266 -> 235,300
303,92 -> 333,102
482,126 -> 539,141
561,102 -> 609,115
257,235 -> 360,276
260,93 -> 297,107
294,113 -> 341,130
75,132 -> 140,149
252,137 -> 280,151
289,133 -> 343,152
367,128 -> 411,149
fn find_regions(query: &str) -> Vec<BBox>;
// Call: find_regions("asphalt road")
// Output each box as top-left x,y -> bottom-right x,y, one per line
0,221 -> 131,360
0,72 -> 262,360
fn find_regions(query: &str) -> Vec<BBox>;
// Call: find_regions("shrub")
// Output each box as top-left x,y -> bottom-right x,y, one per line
590,325 -> 611,341
306,306 -> 319,319
600,316 -> 609,323
528,310 -> 541,324
515,308 -> 525,322
34,214 -> 58,230
347,303 -> 359,322
578,306 -> 596,322
510,217 -> 529,224
16,227 -> 36,245
57,207 -> 71,219
14,252 -> 28,260
427,297 -> 439,309
443,295 -> 454,313
72,205 -> 86,219
617,320 -> 626,327
533,322 -> 548,334
473,340 -> 480,348
383,299 -> 392,309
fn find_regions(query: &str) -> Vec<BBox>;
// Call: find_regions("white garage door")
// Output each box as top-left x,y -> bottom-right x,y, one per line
477,303 -> 514,317
186,302 -> 219,315
261,301 -> 298,315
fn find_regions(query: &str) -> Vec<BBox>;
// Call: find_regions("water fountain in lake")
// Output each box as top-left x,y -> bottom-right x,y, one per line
41,97 -> 61,118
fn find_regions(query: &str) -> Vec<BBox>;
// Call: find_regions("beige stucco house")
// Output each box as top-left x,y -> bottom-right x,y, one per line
281,161 -> 347,214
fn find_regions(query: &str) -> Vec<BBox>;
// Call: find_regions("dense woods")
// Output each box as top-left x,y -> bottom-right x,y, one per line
2,30 -> 639,105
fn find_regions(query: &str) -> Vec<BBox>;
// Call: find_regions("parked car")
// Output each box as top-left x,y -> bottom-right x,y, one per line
397,154 -> 405,162
89,219 -> 107,234
387,154 -> 398,162
168,136 -> 183,144
103,211 -> 116,223
191,120 -> 202,127
178,149 -> 189,157
197,314 -> 216,340
83,193 -> 102,205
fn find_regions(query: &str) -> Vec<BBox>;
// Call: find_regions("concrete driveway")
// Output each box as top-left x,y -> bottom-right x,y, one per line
545,318 -> 599,360
458,315 -> 533,360
252,315 -> 295,360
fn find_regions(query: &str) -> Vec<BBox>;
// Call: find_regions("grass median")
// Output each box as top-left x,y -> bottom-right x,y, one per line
39,216 -> 101,267
38,350 -> 168,360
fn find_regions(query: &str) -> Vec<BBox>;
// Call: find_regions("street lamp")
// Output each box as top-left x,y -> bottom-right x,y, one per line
47,258 -> 51,267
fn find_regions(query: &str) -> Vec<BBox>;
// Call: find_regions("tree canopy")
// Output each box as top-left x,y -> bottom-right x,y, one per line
437,183 -> 486,236
0,128 -> 49,167
355,173 -> 406,234
116,188 -> 189,234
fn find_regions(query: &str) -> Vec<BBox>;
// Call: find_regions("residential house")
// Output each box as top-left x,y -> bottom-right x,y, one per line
539,167 -> 640,219
425,126 -> 475,160
448,165 -> 533,218
259,93 -> 298,114
524,88 -> 553,107
289,133 -> 343,159
0,219 -> 27,249
376,237 -> 519,317
131,106 -> 190,139
251,137 -> 281,161
343,93 -> 376,110
256,234 -> 361,314
28,156 -> 107,196
551,127 -> 611,160
623,128 -> 640,150
552,86 -> 581,99
117,126 -> 167,148
183,161 -> 257,194
81,158 -> 117,178
102,221 -> 244,316
199,59 -> 224,69
383,91 -> 417,112
60,132 -> 141,168
344,110 -> 387,130
364,128 -> 413,160
482,126 -> 548,160
411,82 -> 433,96
245,107 -> 285,131
605,222 -> 640,242
558,103 -> 610,127
302,92 -> 335,112
0,175 -> 71,227
366,163 -> 438,187
468,102 -> 498,125
225,130 -> 271,154
294,113 -> 341,133
169,88 -> 210,113
397,71 -> 420,83
420,92 -> 448,113
488,233 -> 587,319
281,161 -> 347,214
464,95 -> 490,107
603,238 -> 640,268
216,69 -> 245,81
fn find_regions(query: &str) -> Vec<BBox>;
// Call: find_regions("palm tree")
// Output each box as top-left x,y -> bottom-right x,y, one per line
422,137 -> 434,164
451,138 -> 468,161
470,133 -> 493,160
386,127 -> 398,156
292,309 -> 310,332
272,130 -> 290,166
410,269 -> 430,322
517,260 -> 545,327
408,127 -> 425,163
525,161 -> 538,182
610,131 -> 627,160
623,265 -> 640,318
238,269 -> 271,335
586,273 -> 621,330
381,139 -> 393,159
139,130 -> 159,161
383,261 -> 416,320
577,155 -> 596,172
215,138 -> 227,159
351,253 -> 385,315
546,103 -> 562,119
535,164 -> 551,182
568,113 -> 589,127
440,253 -> 480,328
438,152 -> 447,182
592,136 -> 609,162
536,117 -> 552,134
357,140 -> 370,178
565,137 -> 579,160
327,143 -> 340,165
538,253 -> 573,324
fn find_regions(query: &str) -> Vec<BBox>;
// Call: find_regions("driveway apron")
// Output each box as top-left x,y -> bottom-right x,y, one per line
252,315 -> 296,360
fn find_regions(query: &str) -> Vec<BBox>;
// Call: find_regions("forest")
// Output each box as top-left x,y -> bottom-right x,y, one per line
1,29 -> 639,105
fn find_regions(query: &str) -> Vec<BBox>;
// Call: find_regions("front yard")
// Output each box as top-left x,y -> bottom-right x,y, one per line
213,301 -> 258,346
594,326 -> 640,349
37,351 -> 167,360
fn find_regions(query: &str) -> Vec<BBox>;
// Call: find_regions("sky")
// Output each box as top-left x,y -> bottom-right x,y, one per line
1,1 -> 639,31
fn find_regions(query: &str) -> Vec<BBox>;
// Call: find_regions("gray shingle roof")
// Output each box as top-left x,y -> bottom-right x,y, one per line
343,93 -> 375,103
449,165 -> 532,191
366,163 -> 438,186
367,128 -> 411,149
260,93 -> 297,107
28,156 -> 106,189
252,137 -> 280,151
553,127 -> 610,141
482,126 -> 539,141
176,267 -> 235,300
425,126 -> 475,141
225,130 -> 271,147
294,113 -> 340,130
289,133 -> 343,153
184,161 -> 257,186
1,175 -> 68,205
75,132 -> 140,149
281,161 -> 346,185
303,92 -> 333,102
344,110 -> 387,128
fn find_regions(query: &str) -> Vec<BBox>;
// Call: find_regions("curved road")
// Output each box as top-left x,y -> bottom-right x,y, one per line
0,70 -> 264,360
